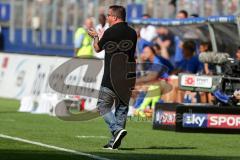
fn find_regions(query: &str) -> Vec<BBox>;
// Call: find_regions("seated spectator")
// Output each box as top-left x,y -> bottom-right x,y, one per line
152,44 -> 174,74
140,45 -> 174,76
173,40 -> 203,74
199,41 -> 214,75
134,46 -> 173,117
155,27 -> 175,61
199,41 -> 214,104
173,40 -> 204,103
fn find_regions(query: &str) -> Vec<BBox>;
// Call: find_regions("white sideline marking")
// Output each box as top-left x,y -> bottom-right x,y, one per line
76,136 -> 108,139
0,134 -> 111,160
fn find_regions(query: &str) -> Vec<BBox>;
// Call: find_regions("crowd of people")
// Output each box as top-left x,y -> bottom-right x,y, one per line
74,9 -> 240,118
73,5 -> 240,149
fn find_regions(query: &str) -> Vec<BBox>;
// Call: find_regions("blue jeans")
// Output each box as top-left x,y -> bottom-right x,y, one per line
97,86 -> 129,136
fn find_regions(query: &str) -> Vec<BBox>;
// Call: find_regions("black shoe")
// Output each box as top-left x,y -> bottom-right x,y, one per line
102,143 -> 113,150
112,129 -> 127,149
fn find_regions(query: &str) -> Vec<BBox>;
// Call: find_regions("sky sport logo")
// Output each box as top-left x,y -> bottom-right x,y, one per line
208,114 -> 240,129
183,113 -> 240,129
183,113 -> 208,128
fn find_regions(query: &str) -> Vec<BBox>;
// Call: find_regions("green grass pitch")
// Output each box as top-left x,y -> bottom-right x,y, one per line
0,98 -> 240,160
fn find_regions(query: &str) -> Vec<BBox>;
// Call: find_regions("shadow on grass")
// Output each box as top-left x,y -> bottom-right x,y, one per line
93,151 -> 240,160
0,149 -> 240,160
0,149 -> 91,160
119,146 -> 197,150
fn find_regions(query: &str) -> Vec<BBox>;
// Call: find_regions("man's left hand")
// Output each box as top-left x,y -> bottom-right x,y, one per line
87,28 -> 98,38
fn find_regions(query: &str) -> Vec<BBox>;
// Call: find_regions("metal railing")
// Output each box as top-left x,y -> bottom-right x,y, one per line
0,0 -> 239,46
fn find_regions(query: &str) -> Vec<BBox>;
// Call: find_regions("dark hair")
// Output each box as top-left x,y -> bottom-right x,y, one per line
178,10 -> 188,18
148,46 -> 157,56
200,41 -> 212,51
200,41 -> 209,45
153,43 -> 161,51
142,13 -> 151,18
109,5 -> 126,21
190,14 -> 199,18
169,0 -> 177,7
238,46 -> 240,50
99,14 -> 106,21
183,40 -> 195,53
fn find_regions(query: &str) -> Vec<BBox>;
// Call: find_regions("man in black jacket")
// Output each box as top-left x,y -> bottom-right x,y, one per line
88,5 -> 137,149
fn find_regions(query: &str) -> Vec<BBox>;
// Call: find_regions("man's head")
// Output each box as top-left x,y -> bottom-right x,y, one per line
107,5 -> 126,26
141,46 -> 156,62
199,41 -> 212,53
98,14 -> 107,26
84,18 -> 94,30
176,10 -> 188,19
142,13 -> 151,19
157,27 -> 169,35
236,46 -> 240,61
182,40 -> 196,59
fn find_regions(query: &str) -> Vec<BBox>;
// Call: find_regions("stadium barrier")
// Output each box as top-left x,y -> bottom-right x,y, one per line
0,53 -> 104,115
153,103 -> 240,134
1,27 -> 74,57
